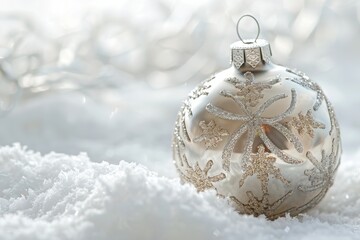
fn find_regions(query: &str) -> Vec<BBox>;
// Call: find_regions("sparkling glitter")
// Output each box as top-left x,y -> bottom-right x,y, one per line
230,190 -> 292,218
177,106 -> 191,142
193,120 -> 229,149
299,138 -> 340,192
206,102 -> 249,121
260,89 -> 297,124
285,68 -> 324,111
287,110 -> 325,138
221,124 -> 248,171
225,72 -> 279,107
188,80 -> 211,100
207,88 -> 302,170
178,157 -> 226,192
172,113 -> 187,166
286,68 -> 339,137
259,131 -> 302,164
238,145 -> 290,195
270,122 -> 303,152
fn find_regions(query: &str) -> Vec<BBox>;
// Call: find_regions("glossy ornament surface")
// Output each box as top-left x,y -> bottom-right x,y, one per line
172,16 -> 341,219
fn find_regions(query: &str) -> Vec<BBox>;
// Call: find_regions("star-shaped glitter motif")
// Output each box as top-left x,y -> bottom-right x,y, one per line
226,72 -> 279,107
230,190 -> 292,219
188,78 -> 212,100
193,120 -> 229,149
206,88 -> 303,171
299,138 -> 340,193
178,156 -> 226,192
296,138 -> 340,213
182,75 -> 215,118
239,145 -> 290,194
286,68 -> 339,136
287,110 -> 325,138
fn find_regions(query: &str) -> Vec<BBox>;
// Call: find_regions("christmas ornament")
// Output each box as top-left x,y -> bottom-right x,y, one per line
172,15 -> 341,218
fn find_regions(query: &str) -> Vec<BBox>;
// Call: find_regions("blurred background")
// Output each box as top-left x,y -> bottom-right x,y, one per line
0,0 -> 358,177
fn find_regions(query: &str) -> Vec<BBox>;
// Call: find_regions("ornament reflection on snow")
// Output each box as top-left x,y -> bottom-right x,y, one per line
172,15 -> 341,219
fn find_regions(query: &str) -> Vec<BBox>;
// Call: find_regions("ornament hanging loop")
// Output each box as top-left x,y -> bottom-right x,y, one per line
236,14 -> 260,44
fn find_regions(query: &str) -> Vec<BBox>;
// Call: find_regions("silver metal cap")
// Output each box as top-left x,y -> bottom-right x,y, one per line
230,39 -> 272,69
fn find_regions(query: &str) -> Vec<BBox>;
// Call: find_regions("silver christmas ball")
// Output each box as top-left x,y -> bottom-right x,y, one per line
172,16 -> 341,219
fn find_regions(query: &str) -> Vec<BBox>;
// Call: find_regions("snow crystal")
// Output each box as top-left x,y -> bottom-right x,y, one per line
0,145 -> 359,240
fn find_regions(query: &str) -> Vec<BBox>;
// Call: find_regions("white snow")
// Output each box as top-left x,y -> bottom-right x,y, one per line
0,144 -> 359,240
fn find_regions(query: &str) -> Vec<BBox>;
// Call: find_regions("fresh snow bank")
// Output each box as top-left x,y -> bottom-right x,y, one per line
0,144 -> 359,240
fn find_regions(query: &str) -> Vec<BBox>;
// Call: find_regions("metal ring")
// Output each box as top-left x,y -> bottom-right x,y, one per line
236,14 -> 260,44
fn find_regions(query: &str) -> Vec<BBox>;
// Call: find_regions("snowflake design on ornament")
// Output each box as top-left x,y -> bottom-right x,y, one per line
193,120 -> 229,149
225,72 -> 279,107
178,156 -> 226,192
238,145 -> 290,194
299,138 -> 340,193
286,68 -> 324,111
230,190 -> 293,219
182,75 -> 214,117
286,68 -> 339,136
175,105 -> 191,142
188,77 -> 213,100
287,110 -> 325,138
206,88 -> 303,171
295,138 -> 339,214
172,116 -> 187,167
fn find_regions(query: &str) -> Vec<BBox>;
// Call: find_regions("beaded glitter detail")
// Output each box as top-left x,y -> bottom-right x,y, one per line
178,157 -> 226,192
206,87 -> 302,171
230,190 -> 292,218
287,110 -> 325,138
193,120 -> 229,149
238,145 -> 290,194
225,72 -> 279,107
286,68 -> 339,136
286,68 -> 324,111
299,138 -> 340,192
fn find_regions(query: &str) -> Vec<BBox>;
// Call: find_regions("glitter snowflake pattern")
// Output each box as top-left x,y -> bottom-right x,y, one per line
325,98 -> 340,136
239,145 -> 290,194
193,120 -> 229,149
298,138 -> 340,193
172,115 -> 187,167
225,72 -> 280,107
206,88 -> 303,171
176,75 -> 215,143
294,137 -> 340,213
178,104 -> 191,142
287,110 -> 325,138
178,156 -> 226,192
230,190 -> 293,218
286,68 -> 324,111
285,68 -> 339,136
188,76 -> 213,100
182,75 -> 214,118
182,100 -> 193,117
